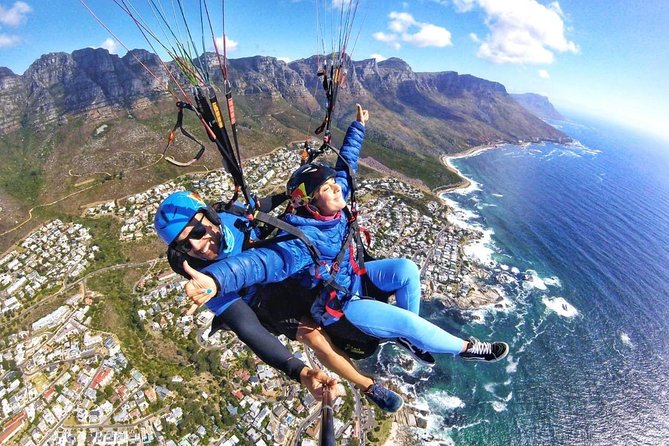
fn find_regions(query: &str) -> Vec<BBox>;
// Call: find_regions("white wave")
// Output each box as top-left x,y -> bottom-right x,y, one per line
620,331 -> 634,348
543,276 -> 562,287
440,195 -> 499,268
511,266 -> 520,275
491,401 -> 507,412
420,389 -> 465,411
544,149 -> 559,159
469,310 -> 487,325
421,437 -> 456,446
543,296 -> 578,318
522,270 -> 547,291
483,383 -> 513,412
506,355 -> 518,374
476,202 -> 497,209
567,139 -> 601,155
559,150 -> 581,158
492,193 -> 503,198
441,196 -> 480,230
463,227 -> 496,266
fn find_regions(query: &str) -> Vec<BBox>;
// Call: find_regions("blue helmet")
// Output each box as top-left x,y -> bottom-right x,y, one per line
154,191 -> 207,245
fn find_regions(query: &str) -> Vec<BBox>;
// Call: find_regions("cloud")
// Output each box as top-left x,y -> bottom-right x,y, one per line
538,69 -> 550,79
370,53 -> 387,62
460,0 -> 577,64
214,35 -> 238,52
0,1 -> 31,27
388,12 -> 416,33
0,32 -> 20,47
372,31 -> 401,50
374,11 -> 452,50
99,38 -> 119,54
469,32 -> 480,43
404,23 -> 452,47
277,56 -> 291,63
452,0 -> 476,13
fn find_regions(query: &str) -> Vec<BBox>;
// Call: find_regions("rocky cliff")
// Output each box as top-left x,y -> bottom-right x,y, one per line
0,48 -> 169,134
512,93 -> 565,121
1,49 -> 568,148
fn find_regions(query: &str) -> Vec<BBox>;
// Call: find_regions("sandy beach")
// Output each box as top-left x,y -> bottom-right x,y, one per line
435,144 -> 502,194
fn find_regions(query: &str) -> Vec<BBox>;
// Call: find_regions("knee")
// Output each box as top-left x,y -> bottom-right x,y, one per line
401,259 -> 420,276
297,324 -> 330,351
397,258 -> 420,281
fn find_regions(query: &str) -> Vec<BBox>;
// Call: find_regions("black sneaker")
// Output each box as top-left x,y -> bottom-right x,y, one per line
459,337 -> 509,362
396,337 -> 436,366
364,383 -> 404,413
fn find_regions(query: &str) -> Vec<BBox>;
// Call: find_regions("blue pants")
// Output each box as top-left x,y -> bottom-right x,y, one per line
344,258 -> 466,355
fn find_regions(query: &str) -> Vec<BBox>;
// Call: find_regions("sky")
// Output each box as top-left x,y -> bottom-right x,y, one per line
0,0 -> 668,141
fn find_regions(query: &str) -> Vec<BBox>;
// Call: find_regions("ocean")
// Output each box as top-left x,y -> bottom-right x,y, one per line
373,115 -> 669,445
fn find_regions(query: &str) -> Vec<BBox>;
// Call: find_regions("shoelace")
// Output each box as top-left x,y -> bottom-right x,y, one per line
467,340 -> 492,355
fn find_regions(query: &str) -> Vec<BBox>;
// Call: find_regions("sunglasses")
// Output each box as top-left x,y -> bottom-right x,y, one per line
171,214 -> 207,254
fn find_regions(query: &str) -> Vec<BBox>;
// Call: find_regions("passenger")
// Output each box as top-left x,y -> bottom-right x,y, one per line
155,190 -> 402,409
183,104 -> 509,366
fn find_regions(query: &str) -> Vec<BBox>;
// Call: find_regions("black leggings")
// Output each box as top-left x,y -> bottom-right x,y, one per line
212,299 -> 306,382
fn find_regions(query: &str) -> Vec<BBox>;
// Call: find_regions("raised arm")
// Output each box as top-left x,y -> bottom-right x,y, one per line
335,104 -> 367,199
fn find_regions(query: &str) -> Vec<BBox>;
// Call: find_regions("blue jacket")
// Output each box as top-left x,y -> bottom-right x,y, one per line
202,120 -> 366,325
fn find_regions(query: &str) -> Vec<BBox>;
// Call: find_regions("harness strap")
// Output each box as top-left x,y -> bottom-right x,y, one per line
320,206 -> 369,318
163,102 -> 206,166
325,290 -> 345,319
250,210 -> 322,265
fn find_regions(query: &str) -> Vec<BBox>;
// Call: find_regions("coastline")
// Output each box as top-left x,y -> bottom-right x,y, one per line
432,143 -> 511,311
435,144 -> 502,195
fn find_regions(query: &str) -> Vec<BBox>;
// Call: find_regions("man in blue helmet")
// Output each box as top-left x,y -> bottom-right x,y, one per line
153,109 -> 405,412
154,191 -> 336,399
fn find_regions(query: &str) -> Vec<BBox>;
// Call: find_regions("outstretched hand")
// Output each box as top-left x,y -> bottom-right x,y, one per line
356,103 -> 369,126
299,367 -> 338,401
182,260 -> 217,315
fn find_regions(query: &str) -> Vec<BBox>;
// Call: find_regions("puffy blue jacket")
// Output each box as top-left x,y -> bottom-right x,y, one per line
202,120 -> 366,325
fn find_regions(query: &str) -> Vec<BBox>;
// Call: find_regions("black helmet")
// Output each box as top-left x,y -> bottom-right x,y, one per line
287,163 -> 337,207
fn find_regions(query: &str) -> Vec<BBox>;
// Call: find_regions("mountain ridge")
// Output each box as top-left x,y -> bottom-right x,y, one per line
511,93 -> 565,121
0,47 -> 569,243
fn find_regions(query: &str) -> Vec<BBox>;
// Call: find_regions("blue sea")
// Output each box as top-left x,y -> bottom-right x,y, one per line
374,116 -> 669,445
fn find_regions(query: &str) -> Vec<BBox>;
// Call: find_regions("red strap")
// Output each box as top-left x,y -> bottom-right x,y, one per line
359,226 -> 372,247
349,243 -> 366,275
325,290 -> 344,318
